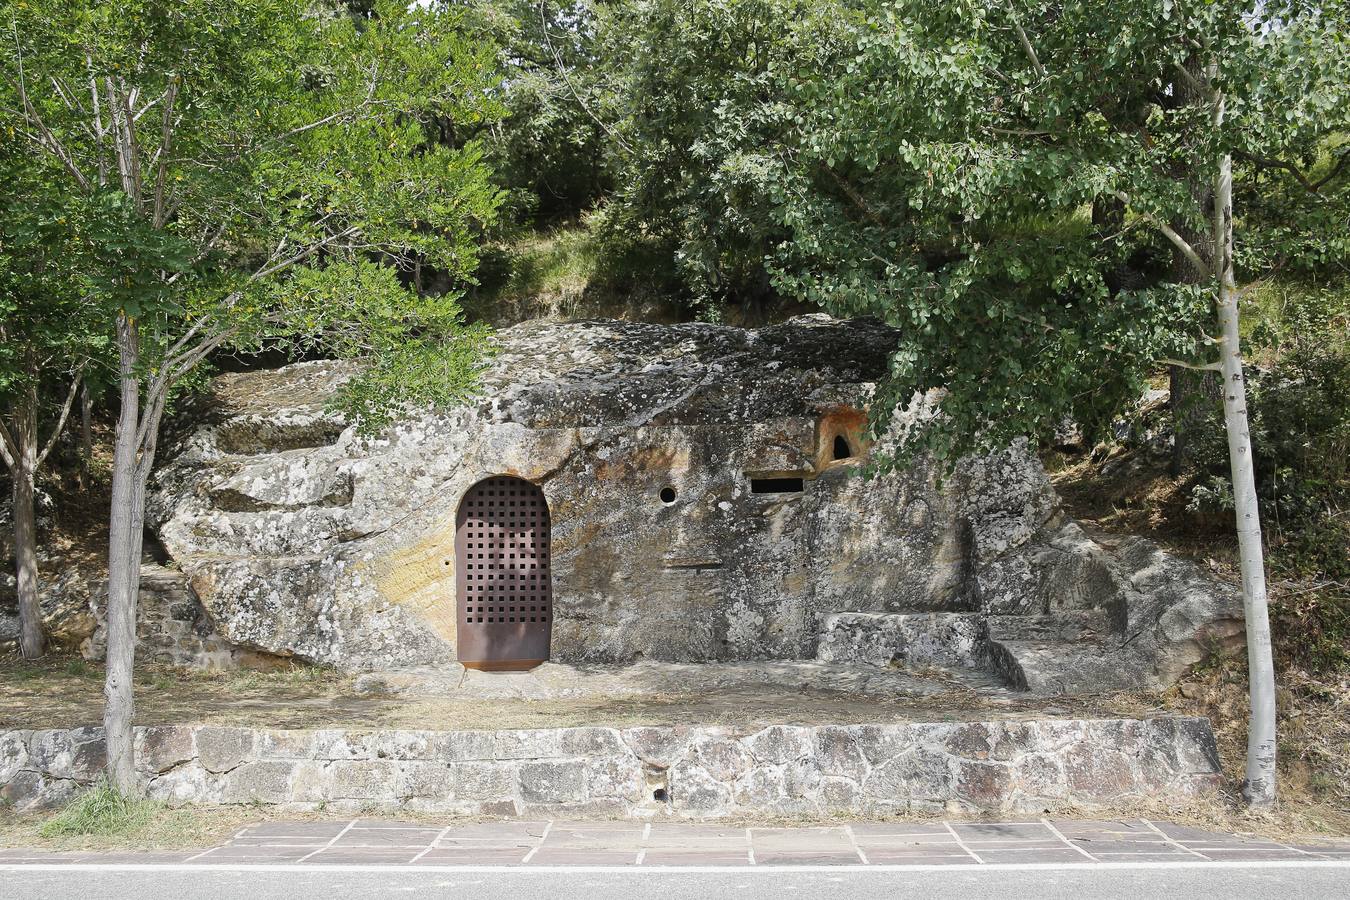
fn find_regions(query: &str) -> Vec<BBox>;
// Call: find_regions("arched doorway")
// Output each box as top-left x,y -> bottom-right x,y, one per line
455,475 -> 552,670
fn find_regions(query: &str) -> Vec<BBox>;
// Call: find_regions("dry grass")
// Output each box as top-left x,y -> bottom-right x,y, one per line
1169,660 -> 1350,834
3,783 -> 1345,852
1053,442 -> 1350,833
2,652 -> 1178,733
1,802 -> 290,851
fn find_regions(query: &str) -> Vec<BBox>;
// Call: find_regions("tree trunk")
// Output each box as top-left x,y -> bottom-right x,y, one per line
1170,366 -> 1223,474
103,314 -> 143,794
1214,152 -> 1277,807
79,382 -> 94,463
11,382 -> 44,660
1169,57 -> 1223,473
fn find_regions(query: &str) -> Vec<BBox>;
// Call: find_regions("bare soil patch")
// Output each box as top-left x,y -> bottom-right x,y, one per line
2,652 -> 1171,733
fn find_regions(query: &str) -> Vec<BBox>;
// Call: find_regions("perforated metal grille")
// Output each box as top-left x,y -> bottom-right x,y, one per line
455,476 -> 552,667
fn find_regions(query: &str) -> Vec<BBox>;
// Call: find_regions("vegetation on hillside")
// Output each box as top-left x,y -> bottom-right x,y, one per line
0,0 -> 1347,811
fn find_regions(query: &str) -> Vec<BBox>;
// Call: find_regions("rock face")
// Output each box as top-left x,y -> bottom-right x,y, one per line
147,315 -> 1243,689
0,719 -> 1225,816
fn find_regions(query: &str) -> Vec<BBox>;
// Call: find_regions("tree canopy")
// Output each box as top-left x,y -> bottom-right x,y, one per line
2,0 -> 507,787
596,0 -> 1349,460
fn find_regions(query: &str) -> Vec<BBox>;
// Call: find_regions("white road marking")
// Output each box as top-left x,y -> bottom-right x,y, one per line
943,821 -> 983,864
841,824 -> 868,865
410,826 -> 452,864
181,845 -> 222,863
1141,818 -> 1210,860
1041,818 -> 1097,861
296,818 -> 358,863
0,860 -> 1346,874
636,822 -> 652,865
520,820 -> 553,864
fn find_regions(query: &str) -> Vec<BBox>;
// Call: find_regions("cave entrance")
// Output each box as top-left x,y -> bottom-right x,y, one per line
455,475 -> 552,671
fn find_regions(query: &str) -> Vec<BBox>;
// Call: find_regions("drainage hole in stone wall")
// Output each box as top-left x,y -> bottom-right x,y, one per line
653,787 -> 669,803
833,434 -> 854,460
659,487 -> 677,504
750,477 -> 804,494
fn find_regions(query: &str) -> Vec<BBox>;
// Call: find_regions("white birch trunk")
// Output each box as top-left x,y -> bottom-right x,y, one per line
1214,152 -> 1278,807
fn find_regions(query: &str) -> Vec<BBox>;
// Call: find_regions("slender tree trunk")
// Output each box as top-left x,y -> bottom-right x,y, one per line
1214,152 -> 1277,807
11,382 -> 44,659
79,382 -> 94,463
103,314 -> 143,793
1170,366 -> 1223,473
1169,56 -> 1223,473
1169,208 -> 1221,472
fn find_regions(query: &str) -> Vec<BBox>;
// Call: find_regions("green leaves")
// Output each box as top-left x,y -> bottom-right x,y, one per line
269,258 -> 494,433
595,0 -> 1350,466
2,0 -> 506,429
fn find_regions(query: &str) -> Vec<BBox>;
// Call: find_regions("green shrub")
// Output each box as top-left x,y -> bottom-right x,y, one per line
1186,282 -> 1350,672
40,781 -> 161,838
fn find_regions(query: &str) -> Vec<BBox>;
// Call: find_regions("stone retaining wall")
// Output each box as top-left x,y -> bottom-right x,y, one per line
0,717 -> 1223,818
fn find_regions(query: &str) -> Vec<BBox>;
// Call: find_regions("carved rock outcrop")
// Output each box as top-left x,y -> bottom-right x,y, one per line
144,315 -> 1242,689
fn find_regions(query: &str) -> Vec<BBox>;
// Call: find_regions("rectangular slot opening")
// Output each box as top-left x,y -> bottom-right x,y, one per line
750,477 -> 805,494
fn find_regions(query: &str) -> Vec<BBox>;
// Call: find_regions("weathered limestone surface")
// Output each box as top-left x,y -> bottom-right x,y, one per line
0,718 -> 1224,816
141,315 -> 1243,689
817,613 -> 991,669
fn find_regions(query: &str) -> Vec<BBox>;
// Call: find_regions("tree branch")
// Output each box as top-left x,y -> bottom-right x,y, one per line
151,77 -> 180,228
249,224 -> 361,284
35,367 -> 84,469
144,222 -> 363,447
130,83 -> 173,122
1159,357 -> 1222,372
87,57 -> 109,187
1006,2 -> 1047,79
49,74 -> 88,115
1236,149 -> 1316,192
6,24 -> 93,190
539,1 -> 633,156
1173,63 -> 1207,97
0,417 -> 17,470
3,74 -> 92,192
1238,147 -> 1349,195
106,76 -> 143,203
1311,151 -> 1349,191
1114,190 -> 1213,279
824,166 -> 886,227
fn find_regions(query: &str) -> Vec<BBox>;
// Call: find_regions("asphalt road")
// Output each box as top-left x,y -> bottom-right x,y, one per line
4,862 -> 1348,900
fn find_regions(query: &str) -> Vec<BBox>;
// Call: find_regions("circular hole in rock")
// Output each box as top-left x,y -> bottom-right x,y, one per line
652,787 -> 669,803
659,487 -> 677,504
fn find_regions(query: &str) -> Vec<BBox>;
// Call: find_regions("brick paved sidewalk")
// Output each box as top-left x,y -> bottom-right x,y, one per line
3,818 -> 1349,867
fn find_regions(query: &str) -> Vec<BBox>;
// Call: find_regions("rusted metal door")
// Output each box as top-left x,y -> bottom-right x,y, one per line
455,475 -> 552,670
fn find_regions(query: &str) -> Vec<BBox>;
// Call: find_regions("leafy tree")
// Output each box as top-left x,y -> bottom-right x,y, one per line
779,0 -> 1348,808
462,0 -> 612,225
0,147 -> 103,659
601,0 -> 1349,806
598,0 -> 813,308
1,0 -> 503,791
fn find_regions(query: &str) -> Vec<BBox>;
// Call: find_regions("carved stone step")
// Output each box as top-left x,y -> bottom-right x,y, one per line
986,610 -> 1114,643
988,638 -> 1152,695
816,612 -> 991,670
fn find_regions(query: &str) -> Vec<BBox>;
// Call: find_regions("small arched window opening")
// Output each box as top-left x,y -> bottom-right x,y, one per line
833,434 -> 854,460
